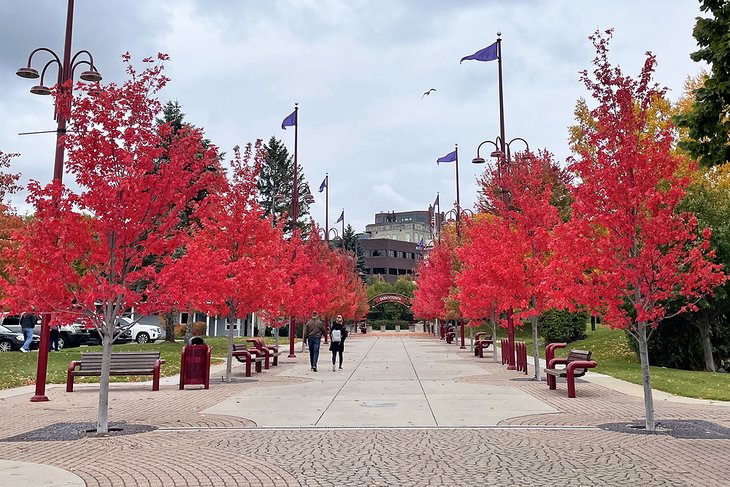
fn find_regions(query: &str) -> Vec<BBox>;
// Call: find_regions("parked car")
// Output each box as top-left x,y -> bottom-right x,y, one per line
0,324 -> 40,352
0,315 -> 89,350
117,317 -> 165,344
84,323 -> 134,346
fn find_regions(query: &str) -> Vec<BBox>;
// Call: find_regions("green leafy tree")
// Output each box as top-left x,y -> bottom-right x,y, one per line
257,136 -> 312,237
155,100 -> 221,342
342,224 -> 366,274
675,0 -> 730,167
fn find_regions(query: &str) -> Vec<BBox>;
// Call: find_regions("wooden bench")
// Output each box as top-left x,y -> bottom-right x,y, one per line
66,352 -> 165,392
232,343 -> 265,377
544,349 -> 597,398
474,333 -> 493,358
247,338 -> 282,368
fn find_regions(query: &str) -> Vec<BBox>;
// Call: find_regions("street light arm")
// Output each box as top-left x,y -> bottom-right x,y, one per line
25,47 -> 62,68
70,49 -> 98,69
39,59 -> 62,87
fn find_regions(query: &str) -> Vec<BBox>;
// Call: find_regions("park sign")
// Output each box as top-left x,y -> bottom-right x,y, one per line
369,293 -> 410,306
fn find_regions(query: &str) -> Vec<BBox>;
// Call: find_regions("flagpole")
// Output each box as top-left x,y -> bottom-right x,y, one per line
341,209 -> 345,250
436,192 -> 441,244
496,34 -> 516,371
454,144 -> 461,238
325,174 -> 329,242
497,33 -> 506,164
289,102 -> 299,359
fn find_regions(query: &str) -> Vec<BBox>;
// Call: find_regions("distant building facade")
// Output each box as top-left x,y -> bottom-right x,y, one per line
359,210 -> 436,283
364,210 -> 433,244
359,238 -> 421,283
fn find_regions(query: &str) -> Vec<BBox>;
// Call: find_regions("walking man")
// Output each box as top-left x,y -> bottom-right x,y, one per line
303,311 -> 326,372
19,308 -> 37,353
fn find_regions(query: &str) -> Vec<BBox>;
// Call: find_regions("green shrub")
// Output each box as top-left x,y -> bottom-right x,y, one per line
538,309 -> 589,343
173,322 -> 207,338
624,314 -> 726,371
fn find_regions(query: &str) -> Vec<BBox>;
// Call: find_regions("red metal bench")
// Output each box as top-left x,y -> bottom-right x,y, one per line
232,343 -> 265,377
474,333 -> 493,358
247,338 -> 282,368
544,348 -> 597,398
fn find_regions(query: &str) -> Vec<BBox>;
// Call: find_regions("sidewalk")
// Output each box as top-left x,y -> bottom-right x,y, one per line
1,334 -> 729,486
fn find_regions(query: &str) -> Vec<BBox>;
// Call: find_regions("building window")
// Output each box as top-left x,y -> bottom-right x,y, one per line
389,250 -> 397,258
372,249 -> 382,257
388,268 -> 398,275
406,233 -> 411,242
372,268 -> 386,275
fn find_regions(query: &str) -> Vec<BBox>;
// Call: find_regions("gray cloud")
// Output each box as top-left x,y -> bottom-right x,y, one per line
1,0 -> 705,233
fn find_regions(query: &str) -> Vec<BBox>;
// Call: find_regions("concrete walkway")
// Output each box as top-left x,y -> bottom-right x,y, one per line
204,336 -> 556,426
1,333 -> 729,486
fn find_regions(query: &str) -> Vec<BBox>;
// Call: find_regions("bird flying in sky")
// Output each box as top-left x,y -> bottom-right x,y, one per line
422,88 -> 436,99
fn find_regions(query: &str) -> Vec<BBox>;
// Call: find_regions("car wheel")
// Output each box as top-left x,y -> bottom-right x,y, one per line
57,336 -> 66,350
0,340 -> 12,352
136,332 -> 150,344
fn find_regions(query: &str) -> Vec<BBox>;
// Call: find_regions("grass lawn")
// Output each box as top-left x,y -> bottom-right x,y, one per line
0,336 -> 282,390
469,322 -> 730,402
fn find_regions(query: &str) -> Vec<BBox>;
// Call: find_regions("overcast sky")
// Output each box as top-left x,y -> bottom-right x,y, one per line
0,0 -> 706,234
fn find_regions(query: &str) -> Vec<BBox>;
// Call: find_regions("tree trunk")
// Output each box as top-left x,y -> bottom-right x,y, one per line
225,311 -> 236,383
184,311 -> 193,342
530,296 -> 541,381
164,312 -> 175,342
696,310 -> 716,372
636,321 -> 656,431
490,308 -> 498,363
96,320 -> 113,433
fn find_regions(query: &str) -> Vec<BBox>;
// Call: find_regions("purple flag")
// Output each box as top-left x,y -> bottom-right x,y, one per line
460,41 -> 498,64
319,176 -> 327,193
336,210 -> 344,224
281,109 -> 297,130
416,238 -> 424,250
433,194 -> 439,208
437,149 -> 457,164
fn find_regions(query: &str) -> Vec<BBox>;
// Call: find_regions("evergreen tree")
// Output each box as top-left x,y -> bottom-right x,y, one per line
675,0 -> 730,167
342,224 -> 366,275
257,136 -> 312,236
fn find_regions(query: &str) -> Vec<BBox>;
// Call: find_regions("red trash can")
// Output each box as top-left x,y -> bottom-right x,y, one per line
179,337 -> 211,390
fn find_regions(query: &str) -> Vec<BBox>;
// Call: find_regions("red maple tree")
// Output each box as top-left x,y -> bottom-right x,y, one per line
550,31 -> 726,430
459,151 -> 566,376
1,54 -> 221,432
156,141 -> 288,382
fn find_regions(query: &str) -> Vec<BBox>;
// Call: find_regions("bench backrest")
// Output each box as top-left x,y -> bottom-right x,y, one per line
566,349 -> 592,376
79,352 -> 161,372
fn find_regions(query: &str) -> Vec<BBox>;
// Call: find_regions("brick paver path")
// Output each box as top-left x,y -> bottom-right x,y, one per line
1,334 -> 729,486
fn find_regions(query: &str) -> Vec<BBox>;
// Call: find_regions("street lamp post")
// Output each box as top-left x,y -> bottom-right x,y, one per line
473,136 -> 529,370
16,0 -> 102,403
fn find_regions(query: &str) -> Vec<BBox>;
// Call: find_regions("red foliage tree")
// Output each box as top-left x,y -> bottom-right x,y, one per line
412,234 -> 458,322
550,31 -> 726,430
157,141 -> 288,382
459,151 -> 565,376
1,54 -> 221,432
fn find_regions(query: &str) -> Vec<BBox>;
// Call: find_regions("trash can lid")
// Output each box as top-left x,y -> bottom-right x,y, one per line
189,336 -> 205,345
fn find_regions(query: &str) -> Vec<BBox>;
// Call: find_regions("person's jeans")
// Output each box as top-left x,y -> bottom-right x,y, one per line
21,328 -> 34,351
307,337 -> 321,369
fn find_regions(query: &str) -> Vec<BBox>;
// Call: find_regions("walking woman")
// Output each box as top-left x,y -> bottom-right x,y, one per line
329,315 -> 348,371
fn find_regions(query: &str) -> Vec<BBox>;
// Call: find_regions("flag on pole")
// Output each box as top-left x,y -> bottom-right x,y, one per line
281,109 -> 297,130
319,176 -> 327,193
460,41 -> 498,64
437,149 -> 457,164
336,210 -> 344,223
434,194 -> 439,208
416,238 -> 424,250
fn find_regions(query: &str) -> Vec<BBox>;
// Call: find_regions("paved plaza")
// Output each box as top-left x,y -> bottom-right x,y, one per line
1,333 -> 729,486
